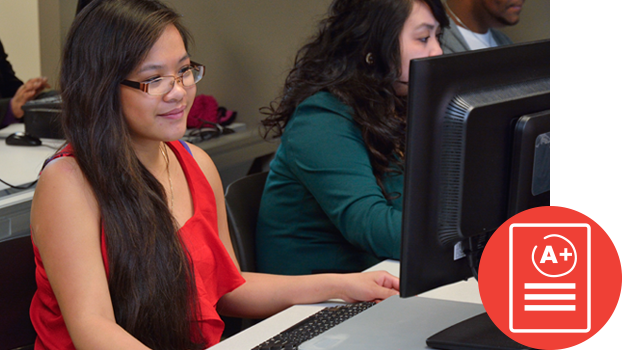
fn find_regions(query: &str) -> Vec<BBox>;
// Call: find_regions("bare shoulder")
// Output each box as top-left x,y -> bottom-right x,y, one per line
34,156 -> 95,205
31,156 -> 100,246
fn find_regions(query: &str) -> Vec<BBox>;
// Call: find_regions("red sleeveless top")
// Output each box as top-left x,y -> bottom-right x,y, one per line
30,141 -> 245,349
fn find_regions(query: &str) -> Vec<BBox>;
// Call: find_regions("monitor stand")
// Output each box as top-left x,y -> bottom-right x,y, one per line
426,312 -> 531,350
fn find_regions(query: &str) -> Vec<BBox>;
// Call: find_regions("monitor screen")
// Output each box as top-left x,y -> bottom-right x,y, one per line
400,40 -> 550,298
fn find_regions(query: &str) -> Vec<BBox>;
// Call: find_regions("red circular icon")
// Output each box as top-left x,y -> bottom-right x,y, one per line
479,206 -> 622,350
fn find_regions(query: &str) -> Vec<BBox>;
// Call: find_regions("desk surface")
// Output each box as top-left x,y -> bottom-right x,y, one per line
366,260 -> 482,304
211,260 -> 483,350
0,124 -> 62,195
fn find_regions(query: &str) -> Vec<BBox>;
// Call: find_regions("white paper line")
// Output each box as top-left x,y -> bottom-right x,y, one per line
525,283 -> 576,289
525,294 -> 576,300
525,305 -> 576,311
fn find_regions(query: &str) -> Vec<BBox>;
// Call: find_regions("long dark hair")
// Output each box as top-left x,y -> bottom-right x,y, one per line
61,0 -> 203,348
261,0 -> 448,197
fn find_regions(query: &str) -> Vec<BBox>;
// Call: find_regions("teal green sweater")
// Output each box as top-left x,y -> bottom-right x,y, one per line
256,91 -> 403,275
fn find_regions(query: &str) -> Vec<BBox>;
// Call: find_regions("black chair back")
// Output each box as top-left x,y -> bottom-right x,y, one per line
224,171 -> 268,273
0,235 -> 37,350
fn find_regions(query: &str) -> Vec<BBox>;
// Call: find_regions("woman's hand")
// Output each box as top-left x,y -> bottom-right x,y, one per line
338,271 -> 400,303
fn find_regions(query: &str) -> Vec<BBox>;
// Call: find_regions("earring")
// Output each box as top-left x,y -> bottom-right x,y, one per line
365,52 -> 374,65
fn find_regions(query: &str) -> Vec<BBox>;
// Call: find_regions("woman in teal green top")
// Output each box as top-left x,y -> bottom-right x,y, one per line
257,0 -> 448,275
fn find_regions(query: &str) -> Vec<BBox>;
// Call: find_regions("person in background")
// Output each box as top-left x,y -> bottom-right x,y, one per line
257,0 -> 448,275
0,40 -> 49,129
439,0 -> 523,53
29,0 -> 399,348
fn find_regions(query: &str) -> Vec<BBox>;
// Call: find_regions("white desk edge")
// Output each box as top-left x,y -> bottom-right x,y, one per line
210,260 -> 482,349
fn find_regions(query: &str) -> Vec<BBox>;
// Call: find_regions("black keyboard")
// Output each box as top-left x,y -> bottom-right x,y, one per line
251,301 -> 376,350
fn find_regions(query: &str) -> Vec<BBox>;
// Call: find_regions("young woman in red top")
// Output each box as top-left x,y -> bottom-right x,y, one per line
29,0 -> 399,349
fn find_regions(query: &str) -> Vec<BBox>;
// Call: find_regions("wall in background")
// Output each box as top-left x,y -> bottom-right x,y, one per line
21,0 -> 549,128
0,0 -> 41,80
167,0 -> 333,129
500,0 -> 550,43
38,0 -> 62,88
39,0 -> 333,129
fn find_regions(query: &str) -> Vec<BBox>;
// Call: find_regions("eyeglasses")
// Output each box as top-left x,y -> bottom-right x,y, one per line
121,61 -> 205,96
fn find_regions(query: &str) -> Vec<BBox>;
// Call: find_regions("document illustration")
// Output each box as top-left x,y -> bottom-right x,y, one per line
509,224 -> 591,333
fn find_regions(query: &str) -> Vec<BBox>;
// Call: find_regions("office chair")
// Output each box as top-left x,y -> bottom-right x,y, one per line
222,171 -> 268,337
224,171 -> 268,273
0,235 -> 37,350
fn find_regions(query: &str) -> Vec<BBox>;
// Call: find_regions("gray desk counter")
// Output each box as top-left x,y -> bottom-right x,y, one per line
211,297 -> 484,350
0,124 -> 60,241
211,261 -> 483,350
190,126 -> 279,188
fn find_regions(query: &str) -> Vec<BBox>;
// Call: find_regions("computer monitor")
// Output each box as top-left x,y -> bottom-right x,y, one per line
400,40 -> 550,349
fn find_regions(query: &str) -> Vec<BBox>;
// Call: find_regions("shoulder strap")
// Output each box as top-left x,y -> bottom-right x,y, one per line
40,146 -> 74,174
178,140 -> 192,155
